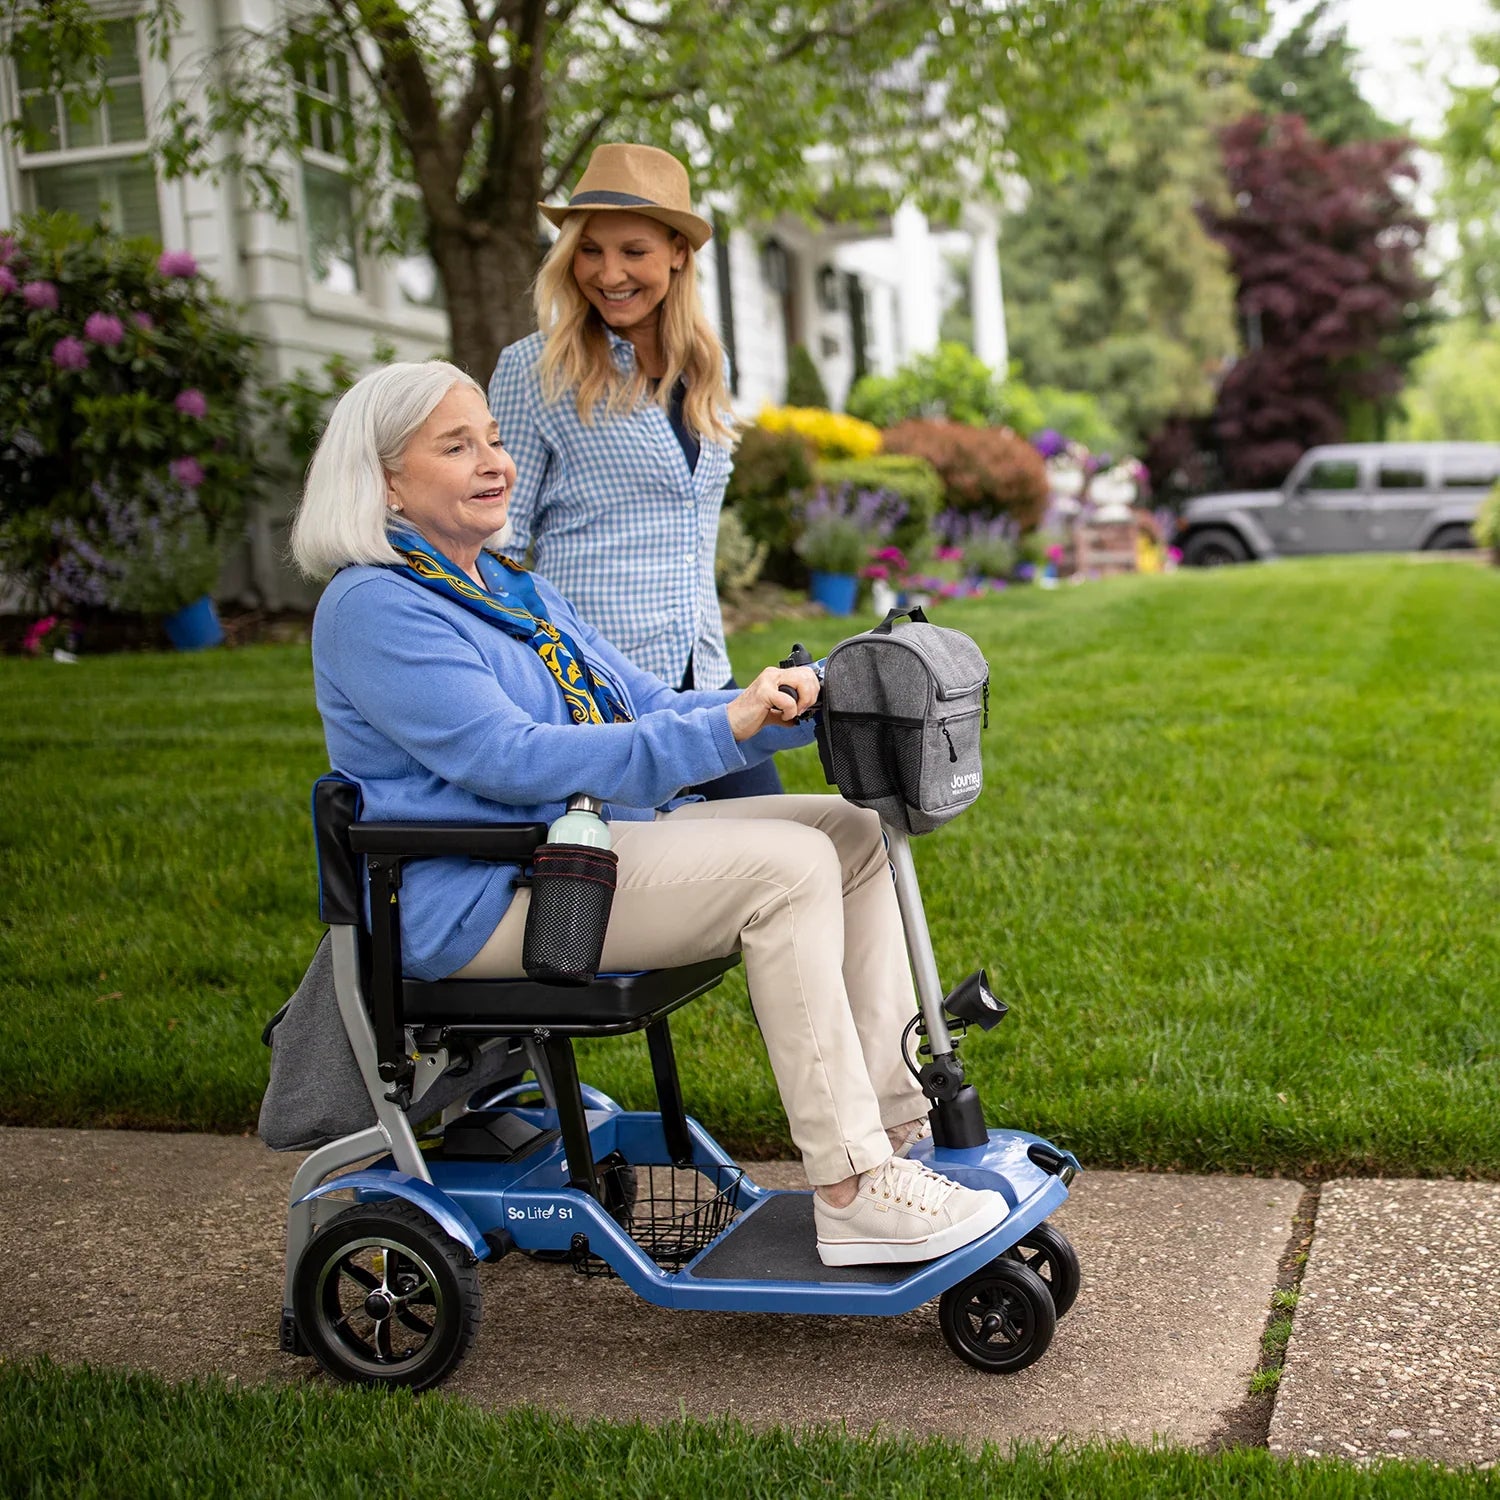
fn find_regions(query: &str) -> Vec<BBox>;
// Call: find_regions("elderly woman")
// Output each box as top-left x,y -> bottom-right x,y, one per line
291,361 -> 1007,1268
489,143 -> 780,801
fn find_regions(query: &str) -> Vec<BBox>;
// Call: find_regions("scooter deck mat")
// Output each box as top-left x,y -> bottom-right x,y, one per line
690,1192 -> 919,1284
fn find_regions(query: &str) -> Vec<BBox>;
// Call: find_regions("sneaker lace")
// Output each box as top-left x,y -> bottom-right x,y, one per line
873,1158 -> 955,1215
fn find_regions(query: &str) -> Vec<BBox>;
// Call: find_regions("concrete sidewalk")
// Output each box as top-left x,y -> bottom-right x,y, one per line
1,1126 -> 1497,1464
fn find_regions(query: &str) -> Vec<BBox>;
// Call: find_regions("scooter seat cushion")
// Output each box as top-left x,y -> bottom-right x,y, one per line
400,954 -> 739,1033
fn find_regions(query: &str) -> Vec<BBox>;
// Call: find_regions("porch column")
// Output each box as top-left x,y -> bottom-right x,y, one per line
967,206 -> 1008,375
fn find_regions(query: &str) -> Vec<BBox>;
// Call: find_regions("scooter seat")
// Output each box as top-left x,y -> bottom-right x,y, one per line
401,954 -> 740,1035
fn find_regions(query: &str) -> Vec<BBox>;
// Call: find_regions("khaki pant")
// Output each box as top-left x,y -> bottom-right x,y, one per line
455,795 -> 929,1185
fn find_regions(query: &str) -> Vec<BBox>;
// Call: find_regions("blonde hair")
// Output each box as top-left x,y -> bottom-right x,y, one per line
289,361 -> 489,579
533,214 -> 736,446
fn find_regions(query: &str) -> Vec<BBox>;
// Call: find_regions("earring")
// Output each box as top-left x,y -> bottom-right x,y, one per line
389,502 -> 404,513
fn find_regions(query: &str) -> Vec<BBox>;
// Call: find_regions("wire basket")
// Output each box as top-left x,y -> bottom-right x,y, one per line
572,1159 -> 743,1276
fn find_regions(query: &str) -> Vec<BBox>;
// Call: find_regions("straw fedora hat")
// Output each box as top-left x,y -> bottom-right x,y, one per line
540,143 -> 712,251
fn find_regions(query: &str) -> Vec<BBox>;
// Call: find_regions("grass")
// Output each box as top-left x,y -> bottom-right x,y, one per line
5,1360 -> 1497,1499
3,555 -> 1499,1175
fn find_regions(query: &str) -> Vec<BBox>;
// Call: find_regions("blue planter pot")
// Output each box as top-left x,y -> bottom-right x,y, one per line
163,594 -> 224,651
809,570 -> 859,616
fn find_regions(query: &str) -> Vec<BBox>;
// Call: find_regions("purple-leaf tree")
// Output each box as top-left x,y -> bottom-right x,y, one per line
1204,114 -> 1433,486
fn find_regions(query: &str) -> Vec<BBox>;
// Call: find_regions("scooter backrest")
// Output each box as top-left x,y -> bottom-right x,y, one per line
312,775 -> 363,927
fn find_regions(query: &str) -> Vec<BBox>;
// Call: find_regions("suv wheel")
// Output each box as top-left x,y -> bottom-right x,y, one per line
1182,528 -> 1249,567
1425,524 -> 1475,551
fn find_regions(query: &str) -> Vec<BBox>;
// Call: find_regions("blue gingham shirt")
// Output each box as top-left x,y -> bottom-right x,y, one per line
488,330 -> 732,687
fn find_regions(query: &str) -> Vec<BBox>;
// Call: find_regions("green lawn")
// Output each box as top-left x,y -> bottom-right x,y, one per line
4,555 -> 1498,1174
5,1361 -> 1495,1500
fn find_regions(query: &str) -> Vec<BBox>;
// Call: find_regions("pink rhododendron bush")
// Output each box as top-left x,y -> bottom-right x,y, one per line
0,212 -> 258,612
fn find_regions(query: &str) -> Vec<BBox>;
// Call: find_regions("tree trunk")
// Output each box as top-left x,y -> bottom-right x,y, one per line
432,216 -> 545,383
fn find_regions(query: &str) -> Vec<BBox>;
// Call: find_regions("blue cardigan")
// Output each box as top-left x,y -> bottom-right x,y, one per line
312,564 -> 814,979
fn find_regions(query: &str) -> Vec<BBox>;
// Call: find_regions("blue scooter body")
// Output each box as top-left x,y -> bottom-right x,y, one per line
295,1087 -> 1078,1315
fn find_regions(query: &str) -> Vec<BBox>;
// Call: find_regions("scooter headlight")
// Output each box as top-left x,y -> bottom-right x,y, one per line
942,968 -> 1008,1031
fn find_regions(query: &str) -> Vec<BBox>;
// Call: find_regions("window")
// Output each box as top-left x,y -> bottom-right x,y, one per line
1302,461 -> 1360,491
287,34 -> 360,293
13,18 -> 162,240
390,193 -> 443,310
1377,463 -> 1427,490
1441,458 -> 1500,489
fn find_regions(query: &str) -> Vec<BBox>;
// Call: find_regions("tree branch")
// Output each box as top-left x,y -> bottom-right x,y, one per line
773,0 -> 909,64
594,0 -> 669,35
545,85 -> 682,195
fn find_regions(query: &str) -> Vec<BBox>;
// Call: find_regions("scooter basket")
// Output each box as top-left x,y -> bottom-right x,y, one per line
521,843 -> 618,985
573,1162 -> 744,1276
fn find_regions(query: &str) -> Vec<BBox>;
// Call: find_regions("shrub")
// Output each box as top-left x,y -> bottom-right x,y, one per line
714,506 -> 768,594
1475,481 -> 1500,557
846,342 -> 1007,428
0,212 -> 259,610
784,343 -> 830,408
725,423 -> 816,581
1027,385 -> 1126,456
882,418 -> 1049,529
813,455 -> 943,557
937,511 -> 1019,579
758,404 -> 882,459
793,485 -> 906,574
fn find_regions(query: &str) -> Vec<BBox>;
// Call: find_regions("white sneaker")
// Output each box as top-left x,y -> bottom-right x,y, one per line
892,1118 -> 933,1158
814,1156 -> 1009,1267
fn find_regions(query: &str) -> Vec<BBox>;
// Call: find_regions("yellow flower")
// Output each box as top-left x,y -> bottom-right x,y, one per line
757,404 -> 883,459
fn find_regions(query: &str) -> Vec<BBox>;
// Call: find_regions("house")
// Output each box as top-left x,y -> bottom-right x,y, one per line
0,8 -> 1009,608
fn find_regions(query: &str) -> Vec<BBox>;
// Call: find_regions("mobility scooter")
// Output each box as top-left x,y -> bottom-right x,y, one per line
268,610 -> 1082,1390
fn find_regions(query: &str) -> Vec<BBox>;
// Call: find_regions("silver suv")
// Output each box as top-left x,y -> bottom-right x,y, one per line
1174,443 -> 1500,566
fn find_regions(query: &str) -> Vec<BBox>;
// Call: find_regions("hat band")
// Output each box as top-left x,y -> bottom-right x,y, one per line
567,190 -> 667,210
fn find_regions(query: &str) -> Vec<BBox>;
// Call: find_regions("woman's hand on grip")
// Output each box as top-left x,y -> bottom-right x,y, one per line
726,665 -> 820,742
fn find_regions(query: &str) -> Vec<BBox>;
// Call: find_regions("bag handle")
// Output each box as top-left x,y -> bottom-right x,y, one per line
872,605 -> 929,635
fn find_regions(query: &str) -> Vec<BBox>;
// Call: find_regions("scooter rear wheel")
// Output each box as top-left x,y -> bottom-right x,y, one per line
938,1258 -> 1056,1373
1003,1223 -> 1081,1318
293,1199 -> 481,1391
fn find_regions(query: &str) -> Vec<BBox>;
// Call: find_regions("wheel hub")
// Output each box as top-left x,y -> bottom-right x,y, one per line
363,1290 -> 394,1321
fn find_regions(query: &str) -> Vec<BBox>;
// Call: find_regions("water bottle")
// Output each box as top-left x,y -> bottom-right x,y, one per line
547,793 -> 611,849
523,794 -> 618,985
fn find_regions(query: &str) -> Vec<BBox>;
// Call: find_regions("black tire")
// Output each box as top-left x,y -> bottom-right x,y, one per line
1425,524 -> 1475,551
938,1257 -> 1057,1373
1181,528 -> 1249,567
293,1199 -> 481,1391
1002,1223 -> 1081,1319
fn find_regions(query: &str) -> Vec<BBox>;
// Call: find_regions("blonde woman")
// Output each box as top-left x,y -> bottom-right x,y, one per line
489,143 -> 782,799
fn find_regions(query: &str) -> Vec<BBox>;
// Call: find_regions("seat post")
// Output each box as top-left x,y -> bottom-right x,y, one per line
540,1032 -> 601,1200
645,1018 -> 693,1166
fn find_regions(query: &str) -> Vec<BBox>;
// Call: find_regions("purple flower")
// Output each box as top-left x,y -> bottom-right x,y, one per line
173,388 -> 208,419
1031,428 -> 1067,460
170,456 -> 205,488
51,337 -> 90,371
84,312 -> 126,346
0,234 -> 15,265
22,280 -> 59,311
157,250 -> 199,279
0,266 -> 16,296
132,312 -> 154,331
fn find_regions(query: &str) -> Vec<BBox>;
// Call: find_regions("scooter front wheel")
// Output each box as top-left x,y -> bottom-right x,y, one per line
938,1257 -> 1056,1373
1003,1222 -> 1081,1318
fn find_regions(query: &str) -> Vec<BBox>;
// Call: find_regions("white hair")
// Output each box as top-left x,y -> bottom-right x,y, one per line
289,360 -> 490,579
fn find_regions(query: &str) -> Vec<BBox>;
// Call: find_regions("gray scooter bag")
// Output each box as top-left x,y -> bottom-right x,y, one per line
815,606 -> 989,835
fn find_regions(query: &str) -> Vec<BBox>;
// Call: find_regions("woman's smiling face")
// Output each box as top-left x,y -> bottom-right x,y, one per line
571,211 -> 686,337
385,384 -> 516,560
